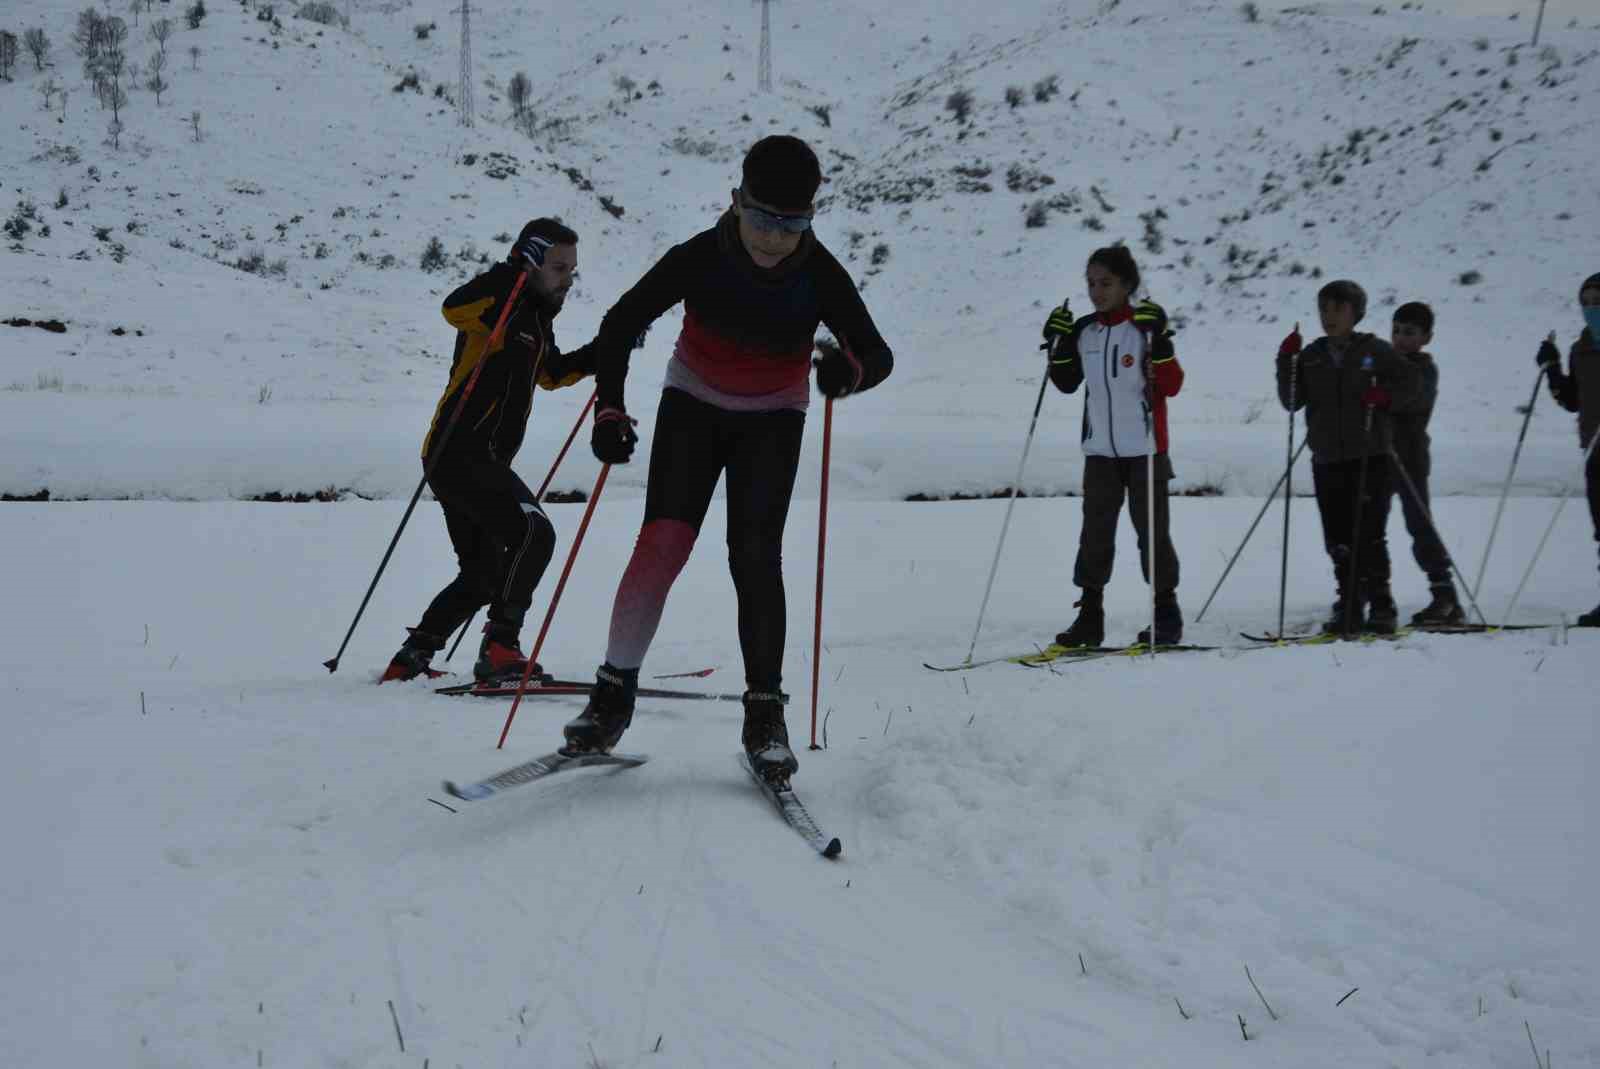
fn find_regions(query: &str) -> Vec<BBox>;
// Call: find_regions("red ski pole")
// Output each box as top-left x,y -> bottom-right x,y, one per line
497,461 -> 611,749
444,389 -> 598,663
810,397 -> 833,751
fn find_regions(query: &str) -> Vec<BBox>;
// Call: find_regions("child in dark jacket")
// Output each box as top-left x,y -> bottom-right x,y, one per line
1387,301 -> 1464,624
1041,246 -> 1186,647
1535,271 -> 1600,626
1276,280 -> 1420,635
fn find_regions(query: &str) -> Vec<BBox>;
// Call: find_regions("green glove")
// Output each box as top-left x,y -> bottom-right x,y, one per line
1041,301 -> 1074,344
1133,299 -> 1170,336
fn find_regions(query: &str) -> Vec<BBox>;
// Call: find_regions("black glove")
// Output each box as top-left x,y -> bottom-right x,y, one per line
591,406 -> 638,464
1536,337 -> 1561,370
814,338 -> 863,399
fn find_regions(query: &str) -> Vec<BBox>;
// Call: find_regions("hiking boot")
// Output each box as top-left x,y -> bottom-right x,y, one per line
1136,592 -> 1184,647
379,628 -> 446,683
474,623 -> 545,683
561,664 -> 637,754
1410,582 -> 1465,627
1324,590 -> 1363,636
742,689 -> 798,783
1054,588 -> 1105,648
1365,583 -> 1399,635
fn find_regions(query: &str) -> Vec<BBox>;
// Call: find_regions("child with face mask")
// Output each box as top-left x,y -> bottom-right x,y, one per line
1536,272 -> 1600,626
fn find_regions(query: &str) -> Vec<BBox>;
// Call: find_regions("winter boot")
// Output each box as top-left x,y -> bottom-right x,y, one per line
1054,588 -> 1106,649
1136,591 -> 1184,647
561,664 -> 637,754
380,628 -> 447,683
1364,582 -> 1399,635
742,689 -> 799,784
1577,602 -> 1600,627
1324,589 -> 1363,636
474,622 -> 546,684
1410,581 -> 1465,627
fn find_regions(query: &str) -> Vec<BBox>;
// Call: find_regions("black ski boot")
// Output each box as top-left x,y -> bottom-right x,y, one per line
561,664 -> 637,754
1410,581 -> 1465,627
380,628 -> 446,683
1136,591 -> 1184,647
474,622 -> 546,684
1324,590 -> 1363,636
1054,588 -> 1105,648
742,689 -> 799,784
1365,582 -> 1399,635
1578,602 -> 1600,627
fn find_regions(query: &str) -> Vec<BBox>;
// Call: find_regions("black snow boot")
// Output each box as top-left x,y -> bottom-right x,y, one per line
1410,581 -> 1465,627
1136,591 -> 1184,647
1054,588 -> 1105,648
380,628 -> 447,683
1324,590 -> 1363,636
1365,582 -> 1399,635
1577,602 -> 1600,627
742,689 -> 799,784
561,664 -> 637,754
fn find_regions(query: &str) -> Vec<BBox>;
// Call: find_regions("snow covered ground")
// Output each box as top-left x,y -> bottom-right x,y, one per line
4,0 -> 1600,1064
3,498 -> 1598,1067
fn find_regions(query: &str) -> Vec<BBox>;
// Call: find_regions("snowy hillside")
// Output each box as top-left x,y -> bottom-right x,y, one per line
3,0 -> 1599,500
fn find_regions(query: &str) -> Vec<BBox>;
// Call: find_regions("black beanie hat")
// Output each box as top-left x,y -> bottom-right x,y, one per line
741,135 -> 821,214
1580,273 -> 1600,300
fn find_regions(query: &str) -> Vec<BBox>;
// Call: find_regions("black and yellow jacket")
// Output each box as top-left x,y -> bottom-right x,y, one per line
422,262 -> 594,463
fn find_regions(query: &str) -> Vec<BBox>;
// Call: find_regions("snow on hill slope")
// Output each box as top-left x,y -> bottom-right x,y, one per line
3,0 -> 1599,501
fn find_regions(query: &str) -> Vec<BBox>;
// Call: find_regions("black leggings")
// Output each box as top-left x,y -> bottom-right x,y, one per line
605,389 -> 805,689
1312,456 -> 1394,591
412,453 -> 555,644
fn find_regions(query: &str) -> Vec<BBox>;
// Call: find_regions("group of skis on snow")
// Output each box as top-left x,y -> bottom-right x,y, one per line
320,131 -> 1600,830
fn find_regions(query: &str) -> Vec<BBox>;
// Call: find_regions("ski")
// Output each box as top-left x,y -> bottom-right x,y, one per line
438,679 -> 747,701
1240,629 -> 1409,644
925,642 -> 1217,672
442,749 -> 648,802
741,754 -> 842,860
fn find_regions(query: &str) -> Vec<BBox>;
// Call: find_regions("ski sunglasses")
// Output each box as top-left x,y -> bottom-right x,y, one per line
735,189 -> 813,234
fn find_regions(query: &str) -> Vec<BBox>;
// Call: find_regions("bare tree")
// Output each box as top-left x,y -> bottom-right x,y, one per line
144,48 -> 166,103
149,17 -> 171,55
188,43 -> 199,69
506,70 -> 530,118
0,32 -> 18,80
128,0 -> 145,25
107,116 -> 124,149
73,7 -> 107,60
24,28 -> 51,71
188,107 -> 201,141
38,74 -> 59,110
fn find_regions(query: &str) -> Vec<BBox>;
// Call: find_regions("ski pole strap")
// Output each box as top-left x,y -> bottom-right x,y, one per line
743,690 -> 790,705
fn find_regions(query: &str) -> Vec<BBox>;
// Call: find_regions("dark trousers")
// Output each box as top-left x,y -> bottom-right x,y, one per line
1587,447 -> 1600,576
1073,454 -> 1180,594
1312,457 -> 1394,590
1389,446 -> 1454,586
606,388 -> 805,690
413,452 -> 556,644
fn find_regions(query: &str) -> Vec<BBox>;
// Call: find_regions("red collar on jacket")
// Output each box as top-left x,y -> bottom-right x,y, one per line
1096,304 -> 1134,326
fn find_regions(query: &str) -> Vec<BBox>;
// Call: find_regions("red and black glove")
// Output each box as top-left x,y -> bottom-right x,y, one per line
1278,328 -> 1303,358
591,406 -> 638,464
1361,384 -> 1392,410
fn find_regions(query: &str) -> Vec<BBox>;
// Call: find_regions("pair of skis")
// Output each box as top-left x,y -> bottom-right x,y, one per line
924,641 -> 1218,673
442,751 -> 841,860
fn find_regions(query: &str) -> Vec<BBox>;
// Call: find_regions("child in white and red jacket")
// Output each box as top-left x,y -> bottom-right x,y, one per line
1041,246 -> 1186,647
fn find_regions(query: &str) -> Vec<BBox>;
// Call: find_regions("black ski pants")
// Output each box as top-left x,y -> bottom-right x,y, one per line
1072,454 -> 1180,595
1312,456 -> 1394,592
605,388 -> 805,691
1389,444 -> 1454,586
412,451 -> 556,646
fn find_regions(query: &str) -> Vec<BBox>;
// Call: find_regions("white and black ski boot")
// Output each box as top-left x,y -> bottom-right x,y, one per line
742,690 -> 798,785
1054,588 -> 1105,648
1410,582 -> 1464,626
561,664 -> 637,754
